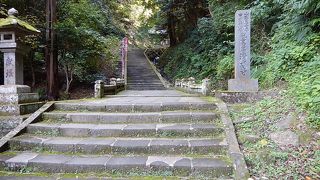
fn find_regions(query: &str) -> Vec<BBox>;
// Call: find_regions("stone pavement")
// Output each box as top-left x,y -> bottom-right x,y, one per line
0,90 -> 248,179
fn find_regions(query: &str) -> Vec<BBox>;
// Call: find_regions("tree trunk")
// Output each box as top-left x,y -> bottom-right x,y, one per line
29,51 -> 36,89
168,11 -> 177,47
64,65 -> 73,94
46,0 -> 59,100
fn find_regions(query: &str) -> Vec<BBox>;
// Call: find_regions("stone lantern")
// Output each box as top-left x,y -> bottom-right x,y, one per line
0,8 -> 42,115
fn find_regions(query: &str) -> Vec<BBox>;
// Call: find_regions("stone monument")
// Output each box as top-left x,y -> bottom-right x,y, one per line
0,8 -> 43,115
228,10 -> 258,92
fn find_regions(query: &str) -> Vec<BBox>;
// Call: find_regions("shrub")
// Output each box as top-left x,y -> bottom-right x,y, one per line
289,59 -> 320,129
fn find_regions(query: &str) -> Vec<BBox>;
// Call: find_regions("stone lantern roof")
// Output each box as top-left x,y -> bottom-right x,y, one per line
0,8 -> 40,34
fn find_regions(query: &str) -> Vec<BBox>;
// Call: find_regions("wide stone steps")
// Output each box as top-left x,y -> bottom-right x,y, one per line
127,83 -> 163,85
127,84 -> 165,87
0,153 -> 232,177
127,85 -> 165,90
127,48 -> 166,90
126,87 -> 167,91
127,76 -> 161,79
27,123 -> 224,138
127,78 -> 162,81
53,102 -> 218,112
9,135 -> 228,155
127,82 -> 163,85
0,49 -> 239,178
127,80 -> 163,83
42,111 -> 220,124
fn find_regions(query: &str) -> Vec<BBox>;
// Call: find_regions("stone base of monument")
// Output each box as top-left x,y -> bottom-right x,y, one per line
228,79 -> 259,92
0,115 -> 29,138
215,91 -> 278,104
0,85 -> 44,116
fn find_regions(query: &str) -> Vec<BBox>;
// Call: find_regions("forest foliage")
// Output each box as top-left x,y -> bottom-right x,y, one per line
0,0 -> 128,95
151,0 -> 320,128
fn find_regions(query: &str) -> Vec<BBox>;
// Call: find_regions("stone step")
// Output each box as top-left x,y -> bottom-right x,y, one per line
127,82 -> 163,85
53,102 -> 218,112
27,123 -> 224,138
127,80 -> 163,83
127,83 -> 163,85
9,135 -> 228,155
0,153 -> 233,177
127,75 -> 159,77
127,84 -> 164,87
127,85 -> 165,89
127,79 -> 161,81
0,93 -> 39,104
126,87 -> 165,89
42,112 -> 220,124
126,87 -> 167,91
126,80 -> 163,83
127,79 -> 161,82
0,102 -> 44,116
127,74 -> 159,77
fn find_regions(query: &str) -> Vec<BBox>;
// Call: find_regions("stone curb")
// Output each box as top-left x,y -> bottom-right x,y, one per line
0,102 -> 54,152
215,100 -> 250,180
215,91 -> 279,104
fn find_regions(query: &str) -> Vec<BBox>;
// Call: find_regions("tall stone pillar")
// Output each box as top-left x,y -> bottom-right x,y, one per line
228,10 -> 258,92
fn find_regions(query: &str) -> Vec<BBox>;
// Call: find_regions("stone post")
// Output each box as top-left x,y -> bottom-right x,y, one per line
94,80 -> 104,98
228,10 -> 258,92
110,78 -> 117,86
175,79 -> 181,87
181,78 -> 186,88
188,77 -> 195,87
201,78 -> 210,96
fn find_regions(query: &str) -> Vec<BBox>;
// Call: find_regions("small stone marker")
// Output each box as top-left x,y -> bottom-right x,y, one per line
201,78 -> 210,96
228,10 -> 258,92
94,80 -> 104,98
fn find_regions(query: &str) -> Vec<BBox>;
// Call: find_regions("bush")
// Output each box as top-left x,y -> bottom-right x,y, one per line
289,59 -> 320,129
158,0 -> 320,129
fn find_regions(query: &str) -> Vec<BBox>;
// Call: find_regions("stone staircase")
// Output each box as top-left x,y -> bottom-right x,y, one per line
127,49 -> 166,90
0,91 -> 238,179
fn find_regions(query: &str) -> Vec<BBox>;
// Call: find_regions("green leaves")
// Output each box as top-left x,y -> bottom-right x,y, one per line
56,0 -> 122,90
289,59 -> 320,129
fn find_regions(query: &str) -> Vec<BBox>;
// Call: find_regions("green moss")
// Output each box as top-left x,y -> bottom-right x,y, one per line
0,16 -> 39,33
298,132 -> 313,144
199,96 -> 218,103
0,151 -> 18,156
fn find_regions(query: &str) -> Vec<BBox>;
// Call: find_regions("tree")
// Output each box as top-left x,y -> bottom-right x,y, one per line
46,0 -> 59,100
56,0 -> 122,94
160,0 -> 209,46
